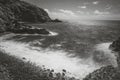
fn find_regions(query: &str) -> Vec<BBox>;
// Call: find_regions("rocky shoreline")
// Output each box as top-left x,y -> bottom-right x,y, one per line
0,0 -> 62,35
7,24 -> 50,35
1,0 -> 120,80
83,37 -> 120,80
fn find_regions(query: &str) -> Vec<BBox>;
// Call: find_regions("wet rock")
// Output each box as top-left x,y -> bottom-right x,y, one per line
110,37 -> 120,68
109,37 -> 120,52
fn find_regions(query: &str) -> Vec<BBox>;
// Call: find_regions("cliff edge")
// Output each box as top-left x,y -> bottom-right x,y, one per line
0,0 -> 51,33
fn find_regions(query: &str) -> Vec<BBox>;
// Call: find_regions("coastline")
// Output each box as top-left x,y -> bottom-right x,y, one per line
0,33 -> 79,80
0,33 -> 116,80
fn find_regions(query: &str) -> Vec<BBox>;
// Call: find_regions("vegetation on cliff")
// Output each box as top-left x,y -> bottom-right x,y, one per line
0,51 -> 77,80
0,0 -> 52,33
83,66 -> 120,80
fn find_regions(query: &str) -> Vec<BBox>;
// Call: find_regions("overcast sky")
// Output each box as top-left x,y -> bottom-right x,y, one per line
23,0 -> 120,20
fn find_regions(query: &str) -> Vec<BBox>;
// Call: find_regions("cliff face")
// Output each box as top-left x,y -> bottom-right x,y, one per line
83,38 -> 120,80
0,0 -> 51,32
109,37 -> 120,68
0,3 -> 15,32
83,66 -> 120,80
7,1 -> 51,22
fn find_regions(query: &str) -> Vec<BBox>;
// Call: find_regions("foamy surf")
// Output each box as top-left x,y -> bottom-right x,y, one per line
95,42 -> 118,67
15,31 -> 58,36
0,39 -> 100,79
49,31 -> 58,36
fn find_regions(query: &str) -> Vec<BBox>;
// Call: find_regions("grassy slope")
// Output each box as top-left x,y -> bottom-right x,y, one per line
0,50 -> 77,80
0,65 -> 12,80
0,51 -> 50,80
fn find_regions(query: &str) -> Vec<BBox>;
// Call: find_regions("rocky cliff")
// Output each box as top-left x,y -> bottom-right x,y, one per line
83,66 -> 120,80
7,0 -> 51,22
110,37 -> 120,69
0,0 -> 51,32
83,38 -> 120,80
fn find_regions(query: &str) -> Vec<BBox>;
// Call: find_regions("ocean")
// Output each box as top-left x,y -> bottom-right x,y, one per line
0,20 -> 120,79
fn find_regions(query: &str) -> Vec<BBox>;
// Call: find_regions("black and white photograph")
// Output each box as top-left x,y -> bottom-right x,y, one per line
0,0 -> 120,80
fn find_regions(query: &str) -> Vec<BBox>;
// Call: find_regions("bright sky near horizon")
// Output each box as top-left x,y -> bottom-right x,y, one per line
23,0 -> 120,20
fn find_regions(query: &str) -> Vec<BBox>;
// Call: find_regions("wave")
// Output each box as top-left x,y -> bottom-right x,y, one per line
94,42 -> 117,67
0,34 -> 117,79
0,40 -> 100,79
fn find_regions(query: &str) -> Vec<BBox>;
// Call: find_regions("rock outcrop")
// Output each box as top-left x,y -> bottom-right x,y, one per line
0,0 -> 51,33
109,37 -> 120,52
9,25 -> 50,34
51,19 -> 62,22
83,66 -> 120,80
109,37 -> 120,68
7,0 -> 51,23
83,38 -> 120,80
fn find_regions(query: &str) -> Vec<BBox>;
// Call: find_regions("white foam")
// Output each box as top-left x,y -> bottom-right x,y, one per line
0,40 -> 100,79
15,31 -> 58,36
95,42 -> 118,67
49,31 -> 58,36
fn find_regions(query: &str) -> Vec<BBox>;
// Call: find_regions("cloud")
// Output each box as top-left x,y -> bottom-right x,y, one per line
44,9 -> 49,13
105,5 -> 112,10
77,11 -> 84,14
44,9 -> 114,21
94,10 -> 110,15
44,9 -> 78,20
78,6 -> 87,9
93,1 -> 99,5
59,9 -> 75,15
83,2 -> 90,5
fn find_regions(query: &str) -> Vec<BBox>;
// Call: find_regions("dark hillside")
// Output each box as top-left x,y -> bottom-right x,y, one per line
0,0 -> 51,32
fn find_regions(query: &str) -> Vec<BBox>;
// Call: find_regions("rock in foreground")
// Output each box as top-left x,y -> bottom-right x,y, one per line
83,66 -> 120,80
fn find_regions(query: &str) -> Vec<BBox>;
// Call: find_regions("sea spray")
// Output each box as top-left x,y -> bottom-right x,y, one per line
0,40 -> 100,79
94,42 -> 118,67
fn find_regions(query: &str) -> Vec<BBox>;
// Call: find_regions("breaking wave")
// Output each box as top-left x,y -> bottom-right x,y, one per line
0,34 -> 117,79
0,40 -> 100,79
